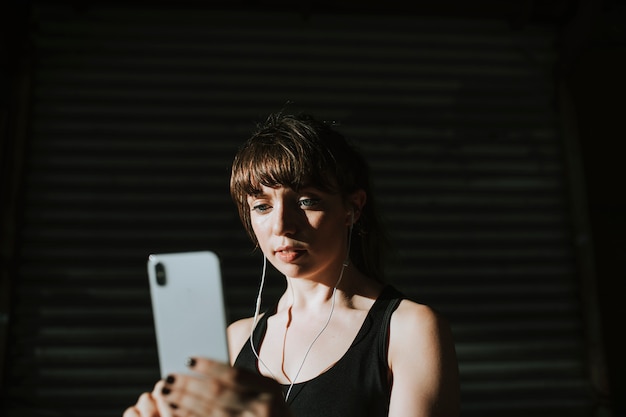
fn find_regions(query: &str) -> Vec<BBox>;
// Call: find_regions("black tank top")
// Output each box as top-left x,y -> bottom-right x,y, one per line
233,285 -> 405,417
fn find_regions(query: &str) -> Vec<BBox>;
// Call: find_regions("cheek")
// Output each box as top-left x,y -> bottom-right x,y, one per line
308,211 -> 345,235
250,216 -> 264,236
250,215 -> 273,239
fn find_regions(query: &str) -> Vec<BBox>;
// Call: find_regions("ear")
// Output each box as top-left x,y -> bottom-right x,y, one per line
345,189 -> 367,225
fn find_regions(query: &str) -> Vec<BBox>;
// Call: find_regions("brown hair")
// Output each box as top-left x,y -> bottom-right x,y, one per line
230,112 -> 386,282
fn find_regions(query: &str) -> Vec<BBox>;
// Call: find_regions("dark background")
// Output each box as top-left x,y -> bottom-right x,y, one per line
1,1 -> 625,416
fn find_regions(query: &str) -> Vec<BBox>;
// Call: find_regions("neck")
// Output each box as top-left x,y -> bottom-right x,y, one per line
282,262 -> 350,311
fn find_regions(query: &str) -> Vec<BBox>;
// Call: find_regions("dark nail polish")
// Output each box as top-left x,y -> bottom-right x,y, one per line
161,386 -> 171,395
165,375 -> 175,384
186,357 -> 197,368
169,403 -> 179,409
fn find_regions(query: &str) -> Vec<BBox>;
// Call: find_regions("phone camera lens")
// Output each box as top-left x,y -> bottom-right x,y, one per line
155,262 -> 166,286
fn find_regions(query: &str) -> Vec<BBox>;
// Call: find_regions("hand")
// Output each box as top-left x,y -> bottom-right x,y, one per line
123,380 -> 173,417
126,357 -> 292,417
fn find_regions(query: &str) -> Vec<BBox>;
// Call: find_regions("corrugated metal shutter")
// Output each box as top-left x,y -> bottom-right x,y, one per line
3,4 -> 599,417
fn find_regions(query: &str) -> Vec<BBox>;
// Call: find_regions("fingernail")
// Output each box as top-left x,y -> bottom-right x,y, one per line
169,403 -> 179,409
186,357 -> 196,368
161,387 -> 171,395
165,375 -> 175,384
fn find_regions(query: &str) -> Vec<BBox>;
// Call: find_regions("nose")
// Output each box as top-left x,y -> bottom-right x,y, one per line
272,203 -> 298,236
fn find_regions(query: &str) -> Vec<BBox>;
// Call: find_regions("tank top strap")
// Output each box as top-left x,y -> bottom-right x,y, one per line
250,303 -> 277,348
375,285 -> 405,364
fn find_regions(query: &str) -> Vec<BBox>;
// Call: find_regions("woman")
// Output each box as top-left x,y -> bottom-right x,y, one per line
124,112 -> 460,417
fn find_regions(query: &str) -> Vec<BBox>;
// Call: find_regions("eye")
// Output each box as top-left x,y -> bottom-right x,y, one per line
298,198 -> 320,208
252,203 -> 271,213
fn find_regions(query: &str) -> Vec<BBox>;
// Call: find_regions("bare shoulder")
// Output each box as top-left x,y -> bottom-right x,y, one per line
389,299 -> 456,361
226,316 -> 256,365
391,299 -> 450,338
387,299 -> 460,417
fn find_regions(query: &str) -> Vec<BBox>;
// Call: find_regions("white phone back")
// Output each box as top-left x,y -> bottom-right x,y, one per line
147,251 -> 229,377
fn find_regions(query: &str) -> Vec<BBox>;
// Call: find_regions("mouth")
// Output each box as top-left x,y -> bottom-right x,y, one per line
274,246 -> 305,263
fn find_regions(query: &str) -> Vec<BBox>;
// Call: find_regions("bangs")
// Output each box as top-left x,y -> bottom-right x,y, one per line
232,136 -> 338,197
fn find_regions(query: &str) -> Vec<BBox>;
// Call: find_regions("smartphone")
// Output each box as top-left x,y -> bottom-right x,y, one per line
147,250 -> 229,377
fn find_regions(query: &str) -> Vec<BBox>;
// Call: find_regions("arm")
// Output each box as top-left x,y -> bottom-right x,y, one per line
387,301 -> 460,417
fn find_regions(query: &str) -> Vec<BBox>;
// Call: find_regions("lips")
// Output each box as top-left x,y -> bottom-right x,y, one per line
275,246 -> 305,263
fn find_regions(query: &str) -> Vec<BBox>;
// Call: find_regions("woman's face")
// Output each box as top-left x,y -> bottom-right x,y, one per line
247,184 -> 353,281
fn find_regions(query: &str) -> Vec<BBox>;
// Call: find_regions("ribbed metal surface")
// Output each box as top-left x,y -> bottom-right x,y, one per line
3,4 -> 594,417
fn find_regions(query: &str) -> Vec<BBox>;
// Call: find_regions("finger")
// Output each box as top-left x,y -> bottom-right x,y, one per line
122,406 -> 140,417
187,357 -> 280,392
185,357 -> 229,378
152,380 -> 175,417
160,374 -> 230,415
124,392 -> 160,417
